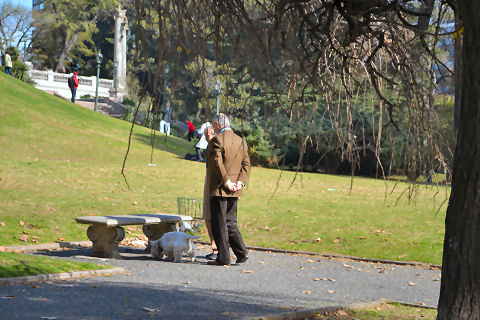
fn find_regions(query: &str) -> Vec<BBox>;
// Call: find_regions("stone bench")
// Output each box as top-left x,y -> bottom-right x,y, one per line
75,213 -> 193,258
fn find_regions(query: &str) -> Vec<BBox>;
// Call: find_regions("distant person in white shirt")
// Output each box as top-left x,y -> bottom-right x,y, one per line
4,51 -> 13,77
160,102 -> 172,135
195,118 -> 212,161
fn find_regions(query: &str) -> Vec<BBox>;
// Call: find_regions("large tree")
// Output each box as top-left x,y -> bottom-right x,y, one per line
32,0 -> 116,72
0,2 -> 33,58
437,1 -> 480,318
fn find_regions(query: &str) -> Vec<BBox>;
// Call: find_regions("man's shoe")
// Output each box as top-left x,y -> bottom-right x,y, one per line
207,260 -> 229,266
206,252 -> 217,261
235,256 -> 249,264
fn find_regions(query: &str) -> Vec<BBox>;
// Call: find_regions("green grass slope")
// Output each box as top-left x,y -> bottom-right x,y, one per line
0,72 -> 448,265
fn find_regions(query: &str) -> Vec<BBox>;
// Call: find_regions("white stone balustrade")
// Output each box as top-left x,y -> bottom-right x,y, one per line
28,69 -> 115,101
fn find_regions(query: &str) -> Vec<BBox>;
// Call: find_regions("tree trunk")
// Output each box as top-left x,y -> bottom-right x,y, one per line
55,29 -> 79,73
437,1 -> 480,319
453,14 -> 463,136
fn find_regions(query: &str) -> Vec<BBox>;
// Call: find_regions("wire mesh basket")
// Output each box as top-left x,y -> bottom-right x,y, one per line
177,197 -> 203,220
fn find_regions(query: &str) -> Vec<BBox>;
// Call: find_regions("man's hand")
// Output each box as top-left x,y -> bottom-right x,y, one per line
225,179 -> 236,191
235,181 -> 244,191
225,180 -> 245,192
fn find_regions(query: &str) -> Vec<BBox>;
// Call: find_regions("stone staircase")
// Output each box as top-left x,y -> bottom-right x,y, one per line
75,97 -> 126,118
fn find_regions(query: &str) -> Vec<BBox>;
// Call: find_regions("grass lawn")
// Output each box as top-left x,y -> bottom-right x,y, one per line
0,251 -> 107,278
310,302 -> 436,319
0,72 -> 448,274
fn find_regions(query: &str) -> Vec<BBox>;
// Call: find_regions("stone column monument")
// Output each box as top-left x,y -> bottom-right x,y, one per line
113,6 -> 128,100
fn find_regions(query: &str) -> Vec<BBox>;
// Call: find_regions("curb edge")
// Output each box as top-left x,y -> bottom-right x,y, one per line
0,267 -> 126,286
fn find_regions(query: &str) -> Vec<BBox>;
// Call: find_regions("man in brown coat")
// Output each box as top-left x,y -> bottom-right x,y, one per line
206,113 -> 250,266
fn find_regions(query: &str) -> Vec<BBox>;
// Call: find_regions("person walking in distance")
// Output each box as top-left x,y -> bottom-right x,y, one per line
206,113 -> 250,266
69,72 -> 79,103
160,102 -> 172,135
4,50 -> 13,77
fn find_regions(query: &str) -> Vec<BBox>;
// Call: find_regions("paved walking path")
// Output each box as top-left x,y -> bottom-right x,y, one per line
0,244 -> 440,319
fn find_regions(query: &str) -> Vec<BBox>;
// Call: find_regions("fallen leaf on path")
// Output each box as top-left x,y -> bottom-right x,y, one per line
335,310 -> 348,316
373,266 -> 394,271
306,259 -> 314,263
343,264 -> 354,269
313,277 -> 335,282
302,290 -> 312,294
408,282 -> 416,286
328,290 -> 336,294
143,307 -> 160,313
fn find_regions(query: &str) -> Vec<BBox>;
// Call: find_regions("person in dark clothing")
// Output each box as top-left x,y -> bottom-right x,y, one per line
206,113 -> 250,266
70,72 -> 79,103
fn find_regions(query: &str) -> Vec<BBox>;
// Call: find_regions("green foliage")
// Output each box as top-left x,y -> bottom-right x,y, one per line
244,125 -> 279,167
122,104 -> 135,121
1,47 -> 31,83
122,97 -> 135,106
31,0 -> 118,72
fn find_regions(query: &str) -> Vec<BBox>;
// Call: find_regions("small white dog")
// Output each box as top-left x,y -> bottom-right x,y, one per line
150,231 -> 201,262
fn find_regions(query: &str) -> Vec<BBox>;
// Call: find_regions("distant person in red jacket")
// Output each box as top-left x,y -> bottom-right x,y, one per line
187,120 -> 195,141
68,72 -> 79,103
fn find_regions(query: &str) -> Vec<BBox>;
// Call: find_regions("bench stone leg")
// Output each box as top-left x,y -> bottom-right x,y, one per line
86,225 -> 125,259
143,222 -> 179,253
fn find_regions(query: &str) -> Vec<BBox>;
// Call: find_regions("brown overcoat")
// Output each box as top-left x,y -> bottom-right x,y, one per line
206,129 -> 250,198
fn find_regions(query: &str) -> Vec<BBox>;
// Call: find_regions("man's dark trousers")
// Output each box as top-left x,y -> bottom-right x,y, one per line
210,196 -> 248,264
71,88 -> 77,103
